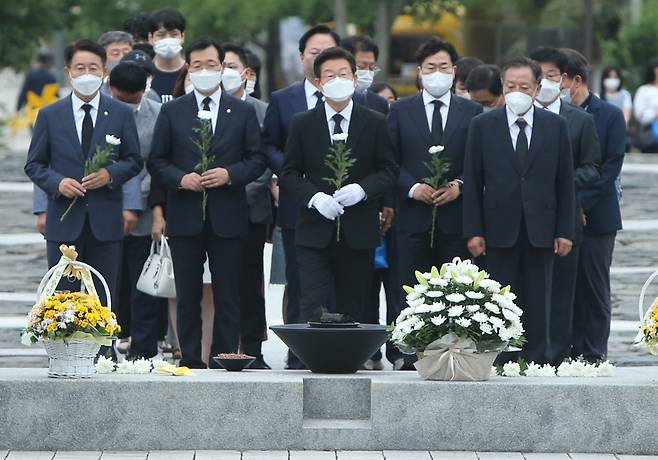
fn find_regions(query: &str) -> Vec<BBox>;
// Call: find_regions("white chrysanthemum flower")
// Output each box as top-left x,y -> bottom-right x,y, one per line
411,320 -> 425,331
502,308 -> 519,322
484,302 -> 501,314
95,356 -> 116,374
428,145 -> 444,154
430,302 -> 446,313
430,315 -> 447,326
557,361 -> 577,377
116,360 -> 136,374
447,305 -> 465,317
465,291 -> 485,300
596,361 -> 615,377
415,304 -> 431,314
466,304 -> 480,313
479,279 -> 501,292
151,359 -> 169,370
414,284 -> 428,294
422,272 -> 432,280
498,327 -> 515,341
455,318 -> 472,328
455,275 -> 474,285
426,290 -> 443,298
133,358 -> 153,374
538,364 -> 556,377
502,361 -> 521,377
105,134 -> 121,145
491,366 -> 498,377
582,363 -> 598,377
407,297 -> 424,308
525,362 -> 541,377
445,293 -> 466,303
429,278 -> 449,287
332,132 -> 348,142
480,323 -> 493,335
472,312 -> 489,323
406,291 -> 421,302
197,110 -> 213,120
489,316 -> 504,329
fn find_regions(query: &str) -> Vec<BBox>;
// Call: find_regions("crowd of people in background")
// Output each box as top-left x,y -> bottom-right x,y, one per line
21,6 -> 631,371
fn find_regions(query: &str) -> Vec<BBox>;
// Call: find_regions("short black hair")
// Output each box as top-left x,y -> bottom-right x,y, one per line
501,56 -> 542,84
313,47 -> 356,78
222,43 -> 248,68
244,48 -> 261,73
65,39 -> 107,66
600,64 -> 624,100
414,37 -> 459,66
465,64 -> 503,96
371,82 -> 397,100
109,62 -> 147,93
299,25 -> 340,53
133,43 -> 155,59
185,37 -> 225,64
528,46 -> 568,74
642,57 -> 658,85
149,7 -> 186,34
561,48 -> 589,83
341,35 -> 379,61
123,13 -> 152,42
455,56 -> 484,84
121,49 -> 156,75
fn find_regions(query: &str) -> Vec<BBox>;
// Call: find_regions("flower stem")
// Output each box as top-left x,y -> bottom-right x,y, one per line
430,205 -> 437,248
201,190 -> 208,222
336,216 -> 341,242
60,197 -> 78,221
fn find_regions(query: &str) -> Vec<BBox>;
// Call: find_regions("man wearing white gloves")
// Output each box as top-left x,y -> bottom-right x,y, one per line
281,47 -> 399,323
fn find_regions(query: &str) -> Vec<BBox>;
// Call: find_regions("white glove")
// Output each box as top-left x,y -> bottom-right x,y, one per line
333,183 -> 366,207
309,192 -> 344,220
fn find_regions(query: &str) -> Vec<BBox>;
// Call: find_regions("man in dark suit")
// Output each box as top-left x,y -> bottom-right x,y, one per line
25,39 -> 142,309
281,47 -> 398,324
389,37 -> 483,293
263,25 -> 340,368
341,35 -> 390,116
148,37 -> 266,369
530,47 -> 602,365
561,49 -> 626,361
463,57 -> 575,365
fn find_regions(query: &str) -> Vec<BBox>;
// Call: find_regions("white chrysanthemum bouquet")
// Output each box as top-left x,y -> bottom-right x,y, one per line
390,258 -> 526,355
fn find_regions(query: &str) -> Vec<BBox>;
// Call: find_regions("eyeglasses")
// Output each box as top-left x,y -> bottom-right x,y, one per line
189,61 -> 222,72
358,65 -> 381,74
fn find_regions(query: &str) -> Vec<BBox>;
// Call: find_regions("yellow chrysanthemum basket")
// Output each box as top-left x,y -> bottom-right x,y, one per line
636,270 -> 658,355
22,245 -> 119,378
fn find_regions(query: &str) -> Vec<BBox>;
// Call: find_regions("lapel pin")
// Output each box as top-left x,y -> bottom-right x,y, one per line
104,111 -> 109,116
226,108 -> 231,113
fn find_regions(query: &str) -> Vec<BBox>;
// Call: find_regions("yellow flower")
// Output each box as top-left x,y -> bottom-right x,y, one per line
46,322 -> 58,333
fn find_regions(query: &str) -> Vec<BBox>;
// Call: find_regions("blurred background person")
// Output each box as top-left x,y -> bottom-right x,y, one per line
371,82 -> 397,106
633,57 -> 658,152
600,64 -> 631,126
453,56 -> 483,98
465,64 -> 504,110
16,50 -> 57,114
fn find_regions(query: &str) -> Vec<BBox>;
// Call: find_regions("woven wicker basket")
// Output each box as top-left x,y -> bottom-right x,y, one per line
37,259 -> 112,379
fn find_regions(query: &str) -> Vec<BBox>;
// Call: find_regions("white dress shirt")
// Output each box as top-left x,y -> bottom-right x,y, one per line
72,92 -> 100,144
506,104 -> 534,150
194,88 -> 222,132
325,99 -> 353,141
304,79 -> 323,110
535,97 -> 561,115
633,84 -> 658,125
408,90 -> 452,198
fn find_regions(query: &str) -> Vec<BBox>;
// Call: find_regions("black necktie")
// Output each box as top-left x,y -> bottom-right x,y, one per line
431,100 -> 443,145
332,113 -> 344,135
515,119 -> 528,164
81,103 -> 93,158
202,97 -> 213,134
314,90 -> 323,108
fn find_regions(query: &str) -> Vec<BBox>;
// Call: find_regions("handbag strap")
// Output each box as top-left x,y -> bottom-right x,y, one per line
160,235 -> 172,258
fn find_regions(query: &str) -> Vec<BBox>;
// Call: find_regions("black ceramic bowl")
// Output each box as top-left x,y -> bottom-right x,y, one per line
212,356 -> 255,371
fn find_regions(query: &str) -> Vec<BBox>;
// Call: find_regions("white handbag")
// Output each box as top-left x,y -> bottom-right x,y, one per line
136,236 -> 176,298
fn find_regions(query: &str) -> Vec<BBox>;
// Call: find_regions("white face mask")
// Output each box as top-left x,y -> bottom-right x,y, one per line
245,79 -> 256,95
603,78 -> 621,92
185,83 -> 194,94
560,87 -> 572,104
154,38 -> 182,59
355,69 -> 374,91
189,69 -> 222,93
222,67 -> 245,94
505,91 -> 534,116
322,77 -> 355,102
536,78 -> 562,104
421,71 -> 454,98
70,73 -> 103,97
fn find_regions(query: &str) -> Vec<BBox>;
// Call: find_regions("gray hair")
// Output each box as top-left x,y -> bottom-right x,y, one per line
98,31 -> 134,48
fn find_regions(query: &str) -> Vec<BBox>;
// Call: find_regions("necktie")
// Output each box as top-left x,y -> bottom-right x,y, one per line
202,97 -> 213,134
431,100 -> 443,145
314,90 -> 323,108
332,113 -> 344,136
81,103 -> 93,158
515,119 -> 528,164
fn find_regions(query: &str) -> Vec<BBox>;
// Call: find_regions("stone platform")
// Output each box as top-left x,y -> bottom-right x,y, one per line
1,368 -> 657,454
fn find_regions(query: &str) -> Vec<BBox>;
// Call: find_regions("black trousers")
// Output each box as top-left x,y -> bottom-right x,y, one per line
486,229 -> 555,365
168,219 -> 244,369
296,239 -> 374,323
239,222 -> 267,357
365,230 -> 404,363
572,232 -> 616,360
397,227 -> 469,302
119,235 -> 167,358
549,243 -> 580,365
282,228 -> 301,324
46,218 -> 121,311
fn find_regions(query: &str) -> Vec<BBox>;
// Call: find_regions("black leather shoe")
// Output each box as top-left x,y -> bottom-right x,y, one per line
247,356 -> 272,370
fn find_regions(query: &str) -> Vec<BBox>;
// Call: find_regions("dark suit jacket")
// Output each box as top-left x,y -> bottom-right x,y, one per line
281,102 -> 399,250
463,106 -> 575,248
388,93 -> 483,235
147,92 -> 266,238
363,89 -> 389,115
558,101 -> 601,243
579,93 -> 626,235
24,93 -> 142,242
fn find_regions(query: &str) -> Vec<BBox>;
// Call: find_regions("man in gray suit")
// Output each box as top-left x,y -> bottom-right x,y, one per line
223,44 -> 273,368
530,47 -> 601,365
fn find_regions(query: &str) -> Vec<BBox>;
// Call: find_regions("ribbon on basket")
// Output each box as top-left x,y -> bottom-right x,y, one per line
40,245 -> 100,301
414,333 -> 498,381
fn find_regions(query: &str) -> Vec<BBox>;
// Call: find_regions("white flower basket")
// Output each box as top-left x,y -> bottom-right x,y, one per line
37,258 -> 113,379
637,269 -> 658,354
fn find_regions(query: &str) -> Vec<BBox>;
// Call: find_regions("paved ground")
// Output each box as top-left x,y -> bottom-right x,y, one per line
2,452 -> 658,459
